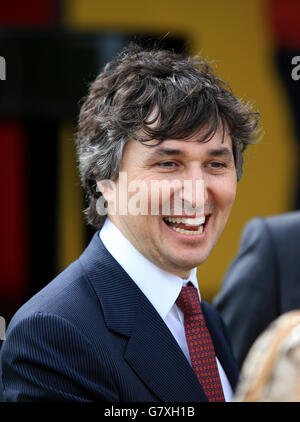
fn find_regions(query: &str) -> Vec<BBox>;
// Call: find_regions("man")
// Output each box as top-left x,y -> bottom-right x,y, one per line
214,211 -> 300,370
0,44 -> 259,401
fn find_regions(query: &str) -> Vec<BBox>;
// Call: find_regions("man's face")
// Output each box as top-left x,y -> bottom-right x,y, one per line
98,128 -> 237,278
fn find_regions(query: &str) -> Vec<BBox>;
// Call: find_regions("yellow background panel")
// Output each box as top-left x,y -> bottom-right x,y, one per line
62,0 -> 297,300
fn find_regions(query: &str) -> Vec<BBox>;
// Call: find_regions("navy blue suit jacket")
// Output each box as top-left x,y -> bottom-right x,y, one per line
214,211 -> 300,368
0,232 -> 238,401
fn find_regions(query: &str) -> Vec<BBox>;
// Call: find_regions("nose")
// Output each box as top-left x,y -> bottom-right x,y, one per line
178,166 -> 207,215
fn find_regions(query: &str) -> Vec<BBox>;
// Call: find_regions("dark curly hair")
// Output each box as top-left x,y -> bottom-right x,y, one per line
76,43 -> 260,229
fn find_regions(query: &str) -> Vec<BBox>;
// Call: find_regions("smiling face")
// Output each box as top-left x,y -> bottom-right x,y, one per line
97,128 -> 237,278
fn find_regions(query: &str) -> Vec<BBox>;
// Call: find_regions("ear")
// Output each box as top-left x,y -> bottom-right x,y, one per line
96,180 -> 106,197
96,179 -> 117,208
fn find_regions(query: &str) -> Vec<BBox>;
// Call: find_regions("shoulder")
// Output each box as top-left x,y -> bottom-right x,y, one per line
9,260 -> 83,321
6,257 -> 103,344
239,212 -> 300,262
243,211 -> 300,242
264,211 -> 300,240
0,255 -> 119,401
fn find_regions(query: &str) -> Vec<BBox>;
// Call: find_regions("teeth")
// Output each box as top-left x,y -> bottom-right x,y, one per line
170,226 -> 204,235
164,216 -> 205,226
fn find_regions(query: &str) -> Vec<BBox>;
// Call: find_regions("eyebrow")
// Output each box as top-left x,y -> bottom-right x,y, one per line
147,146 -> 234,160
147,148 -> 183,159
206,147 -> 234,159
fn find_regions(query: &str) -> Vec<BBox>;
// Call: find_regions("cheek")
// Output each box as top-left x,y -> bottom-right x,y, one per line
215,179 -> 237,210
227,180 -> 237,203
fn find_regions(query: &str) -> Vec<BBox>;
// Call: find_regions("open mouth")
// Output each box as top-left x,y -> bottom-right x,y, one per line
163,215 -> 208,235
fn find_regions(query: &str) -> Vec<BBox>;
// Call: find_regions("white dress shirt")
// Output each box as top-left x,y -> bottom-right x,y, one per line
100,218 -> 233,401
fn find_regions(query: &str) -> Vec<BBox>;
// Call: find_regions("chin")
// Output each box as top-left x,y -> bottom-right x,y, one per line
168,252 -> 209,273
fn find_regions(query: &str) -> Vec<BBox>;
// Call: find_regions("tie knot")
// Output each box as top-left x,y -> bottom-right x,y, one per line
176,283 -> 202,317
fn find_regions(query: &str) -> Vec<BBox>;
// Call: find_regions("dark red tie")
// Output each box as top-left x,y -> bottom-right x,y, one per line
176,283 -> 225,402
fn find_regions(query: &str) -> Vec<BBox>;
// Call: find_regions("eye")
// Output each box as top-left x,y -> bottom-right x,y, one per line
207,161 -> 227,171
157,161 -> 178,169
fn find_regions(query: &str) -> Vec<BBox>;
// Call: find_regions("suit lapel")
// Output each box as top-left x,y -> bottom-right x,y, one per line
79,232 -> 207,401
202,302 -> 239,390
124,293 -> 207,402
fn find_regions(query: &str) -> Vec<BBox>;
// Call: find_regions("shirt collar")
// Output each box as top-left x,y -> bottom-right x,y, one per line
99,218 -> 201,321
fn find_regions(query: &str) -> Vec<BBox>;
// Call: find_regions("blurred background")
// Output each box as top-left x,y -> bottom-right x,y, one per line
0,0 -> 300,326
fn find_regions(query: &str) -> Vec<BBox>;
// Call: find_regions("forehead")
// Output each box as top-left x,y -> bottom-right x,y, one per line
137,128 -> 234,158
